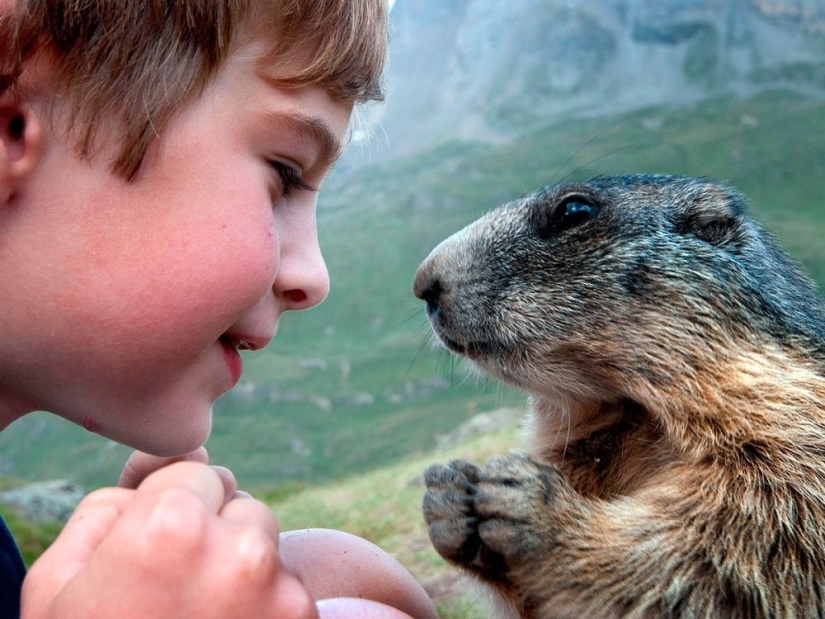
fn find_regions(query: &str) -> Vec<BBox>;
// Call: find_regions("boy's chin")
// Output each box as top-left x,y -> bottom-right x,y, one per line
105,409 -> 214,458
141,437 -> 210,458
145,426 -> 212,458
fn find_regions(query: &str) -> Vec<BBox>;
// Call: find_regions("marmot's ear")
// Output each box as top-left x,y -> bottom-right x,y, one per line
669,182 -> 746,246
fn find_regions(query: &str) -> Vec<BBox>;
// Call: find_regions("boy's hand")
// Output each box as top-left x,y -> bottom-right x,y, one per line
21,461 -> 318,619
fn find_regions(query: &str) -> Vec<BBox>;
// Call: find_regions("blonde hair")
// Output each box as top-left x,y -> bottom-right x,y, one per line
0,0 -> 388,179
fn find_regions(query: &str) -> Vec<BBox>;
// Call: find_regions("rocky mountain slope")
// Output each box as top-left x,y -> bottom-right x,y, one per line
378,0 -> 825,159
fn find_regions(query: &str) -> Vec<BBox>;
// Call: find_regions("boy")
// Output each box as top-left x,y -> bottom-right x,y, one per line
0,1 -> 438,618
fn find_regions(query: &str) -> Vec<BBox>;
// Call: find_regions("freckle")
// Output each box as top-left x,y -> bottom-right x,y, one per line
82,417 -> 102,432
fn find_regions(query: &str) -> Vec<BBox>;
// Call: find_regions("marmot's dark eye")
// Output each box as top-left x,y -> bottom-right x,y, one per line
540,195 -> 601,237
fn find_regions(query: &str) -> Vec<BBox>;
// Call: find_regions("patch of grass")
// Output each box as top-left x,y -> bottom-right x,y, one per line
0,504 -> 63,568
268,420 -> 524,619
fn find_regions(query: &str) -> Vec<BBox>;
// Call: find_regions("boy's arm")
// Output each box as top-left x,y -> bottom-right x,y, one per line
21,461 -> 317,619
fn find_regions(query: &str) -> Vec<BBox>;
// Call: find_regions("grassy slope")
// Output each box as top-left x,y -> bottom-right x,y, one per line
265,416 -> 524,619
0,505 -> 62,568
0,91 -> 823,492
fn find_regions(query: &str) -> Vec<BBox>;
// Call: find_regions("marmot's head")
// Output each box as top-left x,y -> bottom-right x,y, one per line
413,174 -> 825,404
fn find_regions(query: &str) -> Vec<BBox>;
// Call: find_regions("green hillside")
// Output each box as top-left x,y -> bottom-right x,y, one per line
266,415 -> 525,619
0,90 -> 823,491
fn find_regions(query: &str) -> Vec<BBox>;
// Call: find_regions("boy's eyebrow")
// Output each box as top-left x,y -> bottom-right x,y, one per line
262,111 -> 345,170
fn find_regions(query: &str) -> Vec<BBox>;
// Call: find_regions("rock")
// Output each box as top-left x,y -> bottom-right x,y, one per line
376,0 -> 825,161
436,407 -> 524,451
0,479 -> 85,524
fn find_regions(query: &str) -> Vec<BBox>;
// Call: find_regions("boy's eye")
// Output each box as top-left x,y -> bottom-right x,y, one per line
269,160 -> 316,198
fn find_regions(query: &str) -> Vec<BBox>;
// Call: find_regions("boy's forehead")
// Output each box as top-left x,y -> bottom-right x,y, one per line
243,51 -> 355,169
225,39 -> 354,124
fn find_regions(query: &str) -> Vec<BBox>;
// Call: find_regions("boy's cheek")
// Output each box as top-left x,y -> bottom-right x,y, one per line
94,234 -> 278,335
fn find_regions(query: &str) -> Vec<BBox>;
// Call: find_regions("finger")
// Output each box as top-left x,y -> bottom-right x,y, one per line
101,463 -> 238,580
53,487 -> 134,558
268,569 -> 320,619
209,465 -> 238,499
23,487 -> 133,609
134,460 -> 233,513
219,495 -> 280,543
190,500 -> 286,609
118,447 -> 209,488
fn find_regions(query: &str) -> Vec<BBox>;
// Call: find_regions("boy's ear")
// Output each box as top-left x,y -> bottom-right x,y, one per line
0,98 -> 44,204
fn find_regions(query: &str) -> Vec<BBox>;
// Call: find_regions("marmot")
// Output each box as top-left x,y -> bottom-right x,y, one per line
413,174 -> 825,618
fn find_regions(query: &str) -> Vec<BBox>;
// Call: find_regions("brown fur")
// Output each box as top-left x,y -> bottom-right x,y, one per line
415,175 -> 825,618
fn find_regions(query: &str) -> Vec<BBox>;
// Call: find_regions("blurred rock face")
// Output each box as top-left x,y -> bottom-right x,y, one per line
0,480 -> 84,523
382,0 -> 825,157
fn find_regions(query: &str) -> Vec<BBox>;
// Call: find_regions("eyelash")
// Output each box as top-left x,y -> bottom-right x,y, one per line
269,160 -> 316,198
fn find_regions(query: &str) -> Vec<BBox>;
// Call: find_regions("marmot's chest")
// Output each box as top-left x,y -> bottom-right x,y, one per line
555,417 -> 672,499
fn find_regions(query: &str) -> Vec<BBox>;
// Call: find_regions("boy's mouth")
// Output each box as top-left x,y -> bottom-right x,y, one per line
219,336 -> 245,386
221,336 -> 255,351
220,332 -> 265,352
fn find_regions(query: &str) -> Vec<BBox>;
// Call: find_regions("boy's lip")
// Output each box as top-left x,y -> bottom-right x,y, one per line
219,337 -> 244,387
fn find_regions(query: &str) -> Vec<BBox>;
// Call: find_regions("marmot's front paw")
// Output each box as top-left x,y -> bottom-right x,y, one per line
422,460 -> 487,569
423,453 -> 562,581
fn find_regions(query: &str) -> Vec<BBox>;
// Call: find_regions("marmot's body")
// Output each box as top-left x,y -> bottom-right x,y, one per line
414,174 -> 825,618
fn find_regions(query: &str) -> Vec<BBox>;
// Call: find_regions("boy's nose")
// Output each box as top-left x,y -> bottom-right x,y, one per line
276,243 -> 330,311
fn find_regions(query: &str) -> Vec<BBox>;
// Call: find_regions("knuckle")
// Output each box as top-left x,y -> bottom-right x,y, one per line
76,486 -> 131,508
141,488 -> 210,557
227,525 -> 278,582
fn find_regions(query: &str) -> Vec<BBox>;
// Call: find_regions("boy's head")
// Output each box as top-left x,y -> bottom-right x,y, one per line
1,0 -> 388,178
0,1 -> 388,455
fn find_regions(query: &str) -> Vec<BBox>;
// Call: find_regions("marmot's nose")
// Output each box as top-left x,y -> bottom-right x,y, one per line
413,263 -> 444,312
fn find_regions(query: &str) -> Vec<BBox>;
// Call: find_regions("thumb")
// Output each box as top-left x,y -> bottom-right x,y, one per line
118,447 -> 209,488
22,488 -> 132,616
